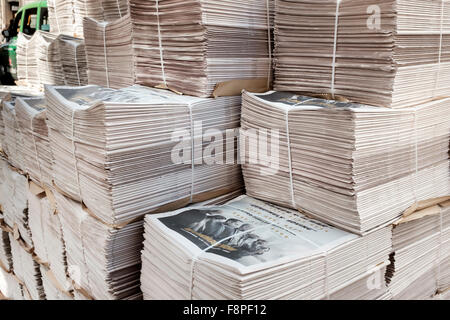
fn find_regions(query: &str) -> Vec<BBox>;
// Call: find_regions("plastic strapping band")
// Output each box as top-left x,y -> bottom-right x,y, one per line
73,43 -> 81,86
25,41 -> 29,84
188,104 -> 195,203
53,0 -> 61,34
434,0 -> 445,96
155,0 -> 167,88
437,206 -> 443,290
71,109 -> 82,199
330,0 -> 342,99
285,109 -> 296,208
30,115 -> 44,185
265,0 -> 272,89
117,0 -> 123,18
102,23 -> 110,88
46,43 -> 51,87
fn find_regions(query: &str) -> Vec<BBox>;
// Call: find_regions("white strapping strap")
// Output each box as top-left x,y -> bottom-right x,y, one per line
187,104 -> 195,202
102,23 -> 110,88
265,0 -> 272,89
25,41 -> 29,84
71,109 -> 82,198
330,0 -> 342,99
282,98 -> 316,209
155,0 -> 167,88
74,43 -> 81,86
29,115 -> 44,185
434,0 -> 446,96
436,206 -> 443,290
116,0 -> 123,18
53,0 -> 61,34
46,43 -> 51,86
285,109 -> 296,208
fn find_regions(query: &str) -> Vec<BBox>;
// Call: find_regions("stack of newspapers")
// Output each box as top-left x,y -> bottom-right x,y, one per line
48,0 -> 78,36
15,97 -> 53,187
28,183 -> 70,294
240,91 -> 450,234
141,196 -> 392,299
1,165 -> 32,247
129,0 -> 274,97
45,84 -> 243,226
58,36 -> 89,86
9,234 -> 45,300
16,33 -> 35,87
386,199 -> 450,299
0,86 -> 41,152
83,15 -> 135,89
274,0 -> 450,108
55,191 -> 144,300
2,100 -> 25,171
34,31 -> 66,89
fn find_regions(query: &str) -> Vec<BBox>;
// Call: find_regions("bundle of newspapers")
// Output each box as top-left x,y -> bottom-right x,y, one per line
34,31 -> 66,89
16,31 -> 87,88
58,35 -> 89,86
46,84 -> 243,226
54,191 -> 143,300
274,0 -> 450,108
129,0 -> 274,97
0,86 -> 41,152
0,162 -> 32,247
240,91 -> 450,234
49,0 -> 130,37
83,15 -> 135,89
2,100 -> 25,171
16,33 -> 35,87
386,199 -> 450,299
15,97 -> 53,187
28,182 -> 70,297
141,196 -> 392,300
9,234 -> 45,300
48,0 -> 78,36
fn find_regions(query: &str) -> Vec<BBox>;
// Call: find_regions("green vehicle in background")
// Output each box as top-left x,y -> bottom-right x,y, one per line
0,1 -> 49,84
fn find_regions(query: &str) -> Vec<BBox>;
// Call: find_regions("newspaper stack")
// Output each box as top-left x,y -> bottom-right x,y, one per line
241,91 -> 450,234
39,266 -> 74,300
1,163 -> 32,247
15,97 -> 53,187
2,100 -> 25,171
55,191 -> 143,300
129,0 -> 273,97
274,0 -> 450,108
46,84 -> 242,226
28,183 -> 69,293
8,234 -> 45,300
48,0 -> 81,36
141,196 -> 392,300
83,15 -> 134,89
16,33 -> 33,86
0,86 -> 41,153
386,199 -> 450,299
34,31 -> 66,89
58,36 -> 89,86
